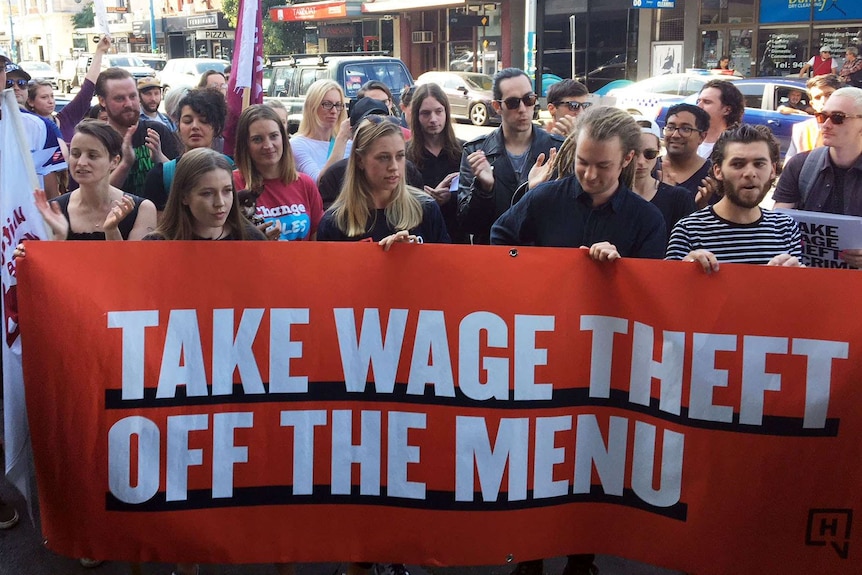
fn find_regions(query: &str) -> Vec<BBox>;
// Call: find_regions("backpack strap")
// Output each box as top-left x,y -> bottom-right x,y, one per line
797,146 -> 829,208
162,159 -> 177,193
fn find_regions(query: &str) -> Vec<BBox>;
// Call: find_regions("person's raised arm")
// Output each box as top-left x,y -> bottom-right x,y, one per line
86,36 -> 112,85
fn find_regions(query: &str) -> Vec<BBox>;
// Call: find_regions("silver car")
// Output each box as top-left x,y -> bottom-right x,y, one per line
415,71 -> 500,126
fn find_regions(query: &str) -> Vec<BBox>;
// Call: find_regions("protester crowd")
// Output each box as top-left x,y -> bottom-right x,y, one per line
3,35 -> 862,575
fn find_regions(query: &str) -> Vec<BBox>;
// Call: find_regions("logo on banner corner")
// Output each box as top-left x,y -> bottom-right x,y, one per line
806,508 -> 852,558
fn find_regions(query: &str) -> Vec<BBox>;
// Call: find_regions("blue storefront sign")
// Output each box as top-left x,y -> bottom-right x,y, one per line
631,0 -> 675,8
760,0 -> 862,24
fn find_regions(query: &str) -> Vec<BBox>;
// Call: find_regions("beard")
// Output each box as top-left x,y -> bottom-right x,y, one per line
723,179 -> 771,209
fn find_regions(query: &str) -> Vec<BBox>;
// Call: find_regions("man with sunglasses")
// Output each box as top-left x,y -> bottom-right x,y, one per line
545,79 -> 591,138
458,68 -> 564,244
774,86 -> 862,266
3,61 -> 66,199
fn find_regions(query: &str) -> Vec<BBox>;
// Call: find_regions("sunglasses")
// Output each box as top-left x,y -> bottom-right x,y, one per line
554,101 -> 592,111
814,111 -> 862,125
497,93 -> 538,110
5,79 -> 28,89
320,101 -> 345,111
641,149 -> 660,160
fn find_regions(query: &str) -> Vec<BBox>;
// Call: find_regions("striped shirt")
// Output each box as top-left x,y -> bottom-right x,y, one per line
665,207 -> 802,264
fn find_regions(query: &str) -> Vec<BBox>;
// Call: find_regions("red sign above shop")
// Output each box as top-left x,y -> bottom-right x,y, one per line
270,1 -> 347,22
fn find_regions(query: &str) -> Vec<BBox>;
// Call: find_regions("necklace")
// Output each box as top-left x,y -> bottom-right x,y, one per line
214,226 -> 227,240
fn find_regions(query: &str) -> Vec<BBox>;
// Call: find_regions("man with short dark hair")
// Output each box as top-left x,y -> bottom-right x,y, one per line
4,61 -> 65,198
658,103 -> 712,199
545,78 -> 590,137
138,77 -> 176,132
696,79 -> 745,158
667,124 -> 802,271
98,68 -> 179,196
458,67 -> 564,244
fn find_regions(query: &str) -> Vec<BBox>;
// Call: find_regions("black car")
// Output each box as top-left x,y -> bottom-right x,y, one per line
415,71 -> 500,126
575,54 -> 632,93
265,52 -> 413,133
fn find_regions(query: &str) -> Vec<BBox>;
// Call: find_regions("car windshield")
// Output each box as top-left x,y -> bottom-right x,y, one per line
23,62 -> 52,71
195,61 -> 227,74
342,62 -> 411,98
462,74 -> 492,90
109,56 -> 145,67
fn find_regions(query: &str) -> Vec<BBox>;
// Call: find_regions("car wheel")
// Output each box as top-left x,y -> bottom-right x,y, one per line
470,102 -> 490,126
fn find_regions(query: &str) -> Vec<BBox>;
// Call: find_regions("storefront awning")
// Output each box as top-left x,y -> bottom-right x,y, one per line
361,0 -> 463,13
270,1 -> 363,22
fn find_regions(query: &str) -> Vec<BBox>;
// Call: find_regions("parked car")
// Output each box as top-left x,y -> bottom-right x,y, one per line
415,71 -> 499,126
159,58 -> 228,92
73,53 -> 156,89
18,61 -> 59,89
265,52 -> 413,133
450,51 -> 479,72
654,77 -> 813,158
607,70 -> 743,119
575,54 -> 632,93
139,55 -> 168,73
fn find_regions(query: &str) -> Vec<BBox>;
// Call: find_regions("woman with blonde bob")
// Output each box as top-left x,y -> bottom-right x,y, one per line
233,104 -> 323,240
318,116 -> 449,247
291,78 -> 353,182
145,148 -> 265,241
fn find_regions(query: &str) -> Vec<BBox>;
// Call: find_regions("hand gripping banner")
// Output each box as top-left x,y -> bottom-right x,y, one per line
17,241 -> 862,574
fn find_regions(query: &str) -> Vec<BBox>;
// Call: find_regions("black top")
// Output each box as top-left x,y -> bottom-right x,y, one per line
317,158 -> 424,211
121,121 -> 181,197
52,192 -> 145,240
317,198 -> 450,243
414,144 -> 463,243
655,157 -> 713,198
650,181 -> 698,238
458,125 -> 565,244
141,221 -> 267,240
490,175 -> 667,259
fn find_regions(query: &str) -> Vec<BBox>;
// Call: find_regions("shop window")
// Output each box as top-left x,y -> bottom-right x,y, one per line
700,0 -> 754,26
757,28 -> 809,76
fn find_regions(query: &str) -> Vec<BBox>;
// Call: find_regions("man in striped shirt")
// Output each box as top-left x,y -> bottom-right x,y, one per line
666,124 -> 802,272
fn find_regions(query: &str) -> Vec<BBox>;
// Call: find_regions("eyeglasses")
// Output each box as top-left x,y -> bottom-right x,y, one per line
814,111 -> 862,125
663,124 -> 702,137
320,101 -> 345,111
5,79 -> 28,89
497,93 -> 538,110
640,149 -> 660,160
553,101 -> 592,112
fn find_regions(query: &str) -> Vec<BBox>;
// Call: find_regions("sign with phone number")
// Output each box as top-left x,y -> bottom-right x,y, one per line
632,0 -> 675,7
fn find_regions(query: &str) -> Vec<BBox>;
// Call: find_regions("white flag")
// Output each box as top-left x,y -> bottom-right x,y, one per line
93,0 -> 111,36
234,0 -> 260,90
0,89 -> 49,514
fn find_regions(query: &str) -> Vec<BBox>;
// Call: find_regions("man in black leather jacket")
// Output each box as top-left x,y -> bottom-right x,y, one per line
457,68 -> 564,244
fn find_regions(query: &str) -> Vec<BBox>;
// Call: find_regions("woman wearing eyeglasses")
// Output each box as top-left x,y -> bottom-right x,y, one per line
233,104 -> 323,241
631,118 -> 696,238
290,79 -> 353,183
318,116 -> 449,246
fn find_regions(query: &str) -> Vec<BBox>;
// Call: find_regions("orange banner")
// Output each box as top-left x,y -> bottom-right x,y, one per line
17,242 -> 862,573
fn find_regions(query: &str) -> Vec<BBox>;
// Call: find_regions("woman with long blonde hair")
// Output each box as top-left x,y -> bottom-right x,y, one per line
318,116 -> 449,246
291,79 -> 353,183
233,104 -> 323,240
